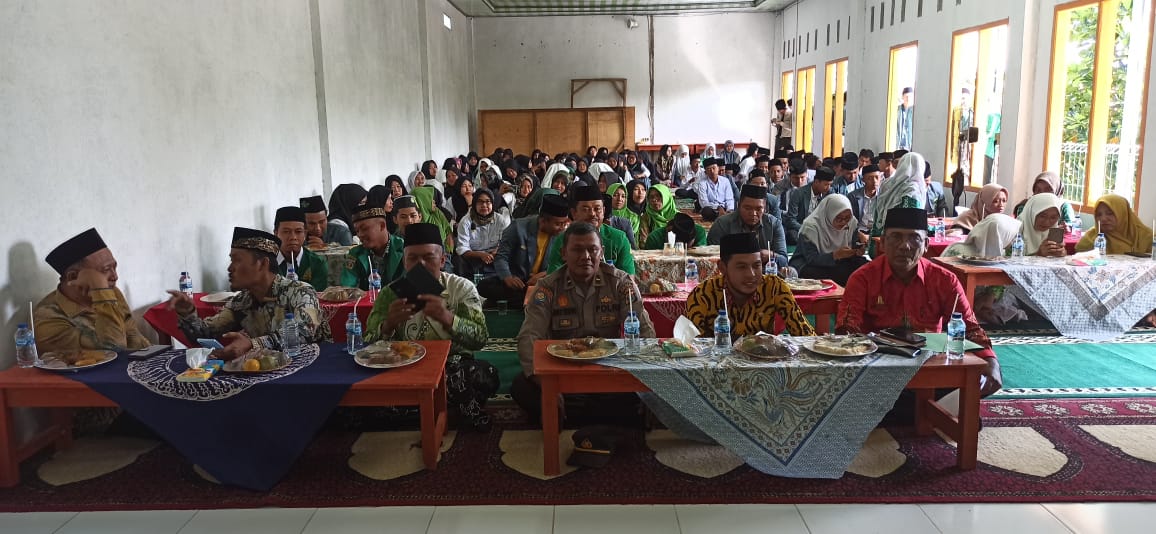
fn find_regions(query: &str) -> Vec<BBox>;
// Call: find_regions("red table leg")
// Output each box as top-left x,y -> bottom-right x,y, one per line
956,369 -> 982,470
0,393 -> 16,487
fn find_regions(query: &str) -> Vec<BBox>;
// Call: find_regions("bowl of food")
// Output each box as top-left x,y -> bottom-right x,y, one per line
732,334 -> 798,360
354,341 -> 427,369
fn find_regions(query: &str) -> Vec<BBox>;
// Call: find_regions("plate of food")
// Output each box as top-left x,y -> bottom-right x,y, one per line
688,245 -> 720,257
547,337 -> 620,361
959,255 -> 1007,266
733,334 -> 799,360
221,348 -> 290,373
804,335 -> 878,357
319,286 -> 367,302
786,279 -> 834,293
643,279 -> 680,296
200,291 -> 237,304
35,350 -> 117,371
353,341 -> 427,369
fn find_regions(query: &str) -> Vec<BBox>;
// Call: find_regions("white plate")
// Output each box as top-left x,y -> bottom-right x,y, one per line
200,291 -> 237,304
688,245 -> 720,257
959,255 -> 1007,266
354,341 -> 427,369
35,350 -> 118,372
786,279 -> 835,293
804,337 -> 877,357
546,339 -> 620,361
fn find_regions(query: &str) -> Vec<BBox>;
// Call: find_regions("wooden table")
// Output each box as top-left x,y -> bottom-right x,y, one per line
0,341 -> 450,488
930,256 -> 1013,307
534,340 -> 986,476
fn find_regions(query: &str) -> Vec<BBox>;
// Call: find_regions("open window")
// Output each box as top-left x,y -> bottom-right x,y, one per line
945,21 -> 1009,187
885,43 -> 919,151
794,66 -> 816,152
824,58 -> 849,157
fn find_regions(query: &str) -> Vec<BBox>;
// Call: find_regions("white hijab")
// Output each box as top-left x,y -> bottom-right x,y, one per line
476,158 -> 497,183
672,145 -> 691,180
944,213 -> 1021,257
540,162 -> 572,188
408,170 -> 443,195
872,152 -> 927,236
799,194 -> 856,254
587,162 -> 618,184
1017,192 -> 1061,255
700,143 -> 717,161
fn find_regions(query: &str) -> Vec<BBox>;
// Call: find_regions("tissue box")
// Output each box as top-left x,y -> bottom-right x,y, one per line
661,339 -> 698,358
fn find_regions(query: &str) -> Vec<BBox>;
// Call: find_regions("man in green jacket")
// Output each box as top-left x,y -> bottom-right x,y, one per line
545,184 -> 635,275
274,207 -> 329,291
341,204 -> 404,290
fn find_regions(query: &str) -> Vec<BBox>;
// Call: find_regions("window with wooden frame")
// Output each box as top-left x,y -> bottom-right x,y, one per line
1044,0 -> 1153,209
824,59 -> 849,158
794,66 -> 816,152
944,21 -> 1009,188
885,42 -> 919,151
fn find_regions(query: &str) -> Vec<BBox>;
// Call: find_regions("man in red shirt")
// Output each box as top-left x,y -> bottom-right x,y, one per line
838,207 -> 1003,396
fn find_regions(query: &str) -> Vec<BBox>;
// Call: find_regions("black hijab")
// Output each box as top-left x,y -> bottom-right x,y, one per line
625,179 -> 647,215
328,183 -> 368,227
383,175 -> 408,199
420,160 -> 437,181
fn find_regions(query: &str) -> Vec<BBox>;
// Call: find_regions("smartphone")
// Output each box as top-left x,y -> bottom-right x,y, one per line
388,265 -> 445,312
878,327 -> 927,347
129,345 -> 171,360
197,338 -> 225,350
1047,227 -> 1065,245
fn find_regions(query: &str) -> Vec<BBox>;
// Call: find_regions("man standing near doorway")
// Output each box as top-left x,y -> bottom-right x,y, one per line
772,99 -> 793,151
896,87 -> 914,150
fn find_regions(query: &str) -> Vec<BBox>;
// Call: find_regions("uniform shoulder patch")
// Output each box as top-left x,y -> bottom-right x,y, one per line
532,287 -> 552,305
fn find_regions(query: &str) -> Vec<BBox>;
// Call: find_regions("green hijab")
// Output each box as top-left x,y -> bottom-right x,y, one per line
411,186 -> 455,253
643,184 -> 678,233
607,182 -> 641,236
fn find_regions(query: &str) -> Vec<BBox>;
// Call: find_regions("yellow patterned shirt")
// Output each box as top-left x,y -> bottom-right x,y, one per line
34,287 -> 150,353
685,274 -> 816,337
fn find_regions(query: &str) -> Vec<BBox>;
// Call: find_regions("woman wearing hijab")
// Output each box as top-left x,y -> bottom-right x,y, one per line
625,179 -> 648,216
868,152 -> 928,255
699,143 -> 718,162
327,183 -> 368,231
942,214 -> 1028,324
455,189 -> 511,279
384,175 -> 408,200
411,186 -> 456,255
639,184 -> 678,246
573,158 -> 595,186
951,183 -> 1009,234
654,144 -> 675,183
1076,194 -> 1153,255
1017,192 -> 1066,257
642,212 -> 706,250
788,194 -> 869,285
1012,171 -> 1079,225
596,170 -> 622,194
450,178 -> 476,224
625,151 -> 651,184
671,145 -> 692,187
476,157 -> 498,185
420,160 -> 438,182
514,173 -> 537,210
538,162 -> 570,189
512,186 -> 560,220
606,182 -> 641,239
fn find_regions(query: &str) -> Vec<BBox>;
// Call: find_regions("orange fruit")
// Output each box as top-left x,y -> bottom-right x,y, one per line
242,359 -> 260,372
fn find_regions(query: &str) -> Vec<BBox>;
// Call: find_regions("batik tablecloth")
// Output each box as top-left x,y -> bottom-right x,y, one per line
1000,255 -> 1156,341
635,250 -> 719,285
599,339 -> 929,478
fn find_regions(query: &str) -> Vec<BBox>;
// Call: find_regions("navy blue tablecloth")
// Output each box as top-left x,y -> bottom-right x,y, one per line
63,343 -> 372,491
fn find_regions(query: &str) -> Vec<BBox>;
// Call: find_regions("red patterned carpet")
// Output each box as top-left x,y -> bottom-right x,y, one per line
1,397 -> 1154,511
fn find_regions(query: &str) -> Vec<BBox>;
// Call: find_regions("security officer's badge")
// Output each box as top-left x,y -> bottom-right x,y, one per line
557,294 -> 571,308
532,287 -> 551,306
599,296 -> 612,305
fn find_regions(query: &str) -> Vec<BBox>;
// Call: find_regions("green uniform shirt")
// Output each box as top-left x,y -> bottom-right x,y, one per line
642,224 -> 707,250
278,248 -> 329,292
545,224 -> 636,275
340,234 -> 405,290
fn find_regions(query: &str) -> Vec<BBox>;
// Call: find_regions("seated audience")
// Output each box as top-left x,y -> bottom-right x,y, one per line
744,169 -> 782,221
784,166 -> 836,245
479,195 -> 570,303
300,195 -> 353,247
455,189 -> 511,279
643,212 -> 707,250
1076,193 -> 1153,255
365,223 -> 497,431
626,179 -> 648,218
601,193 -> 637,248
693,157 -> 735,221
1017,193 -> 1067,257
412,186 -> 455,255
607,182 -> 641,239
686,233 -> 815,337
513,222 -> 655,422
640,184 -> 678,246
545,186 -> 635,275
847,164 -> 882,236
273,207 -> 328,291
707,184 -> 789,269
342,203 -> 405,289
788,195 -> 869,286
923,161 -> 948,217
951,183 -> 1008,234
942,214 -> 1026,325
868,152 -> 927,256
450,178 -> 475,224
837,207 -> 1002,397
170,227 -> 331,359
832,152 -> 862,196
36,228 -> 149,353
326,183 -> 368,237
1012,171 -> 1080,226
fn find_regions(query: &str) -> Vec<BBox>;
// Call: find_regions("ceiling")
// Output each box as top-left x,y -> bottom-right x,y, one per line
447,0 -> 795,17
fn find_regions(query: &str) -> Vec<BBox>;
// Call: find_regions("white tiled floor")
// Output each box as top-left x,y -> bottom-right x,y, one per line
1,502 -> 1153,533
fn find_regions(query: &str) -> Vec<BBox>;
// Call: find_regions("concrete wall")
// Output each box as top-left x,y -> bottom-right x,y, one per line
0,0 -> 476,375
772,0 -> 1156,221
473,13 -> 778,146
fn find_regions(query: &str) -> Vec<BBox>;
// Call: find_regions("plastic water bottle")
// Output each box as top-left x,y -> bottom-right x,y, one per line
285,263 -> 299,282
623,311 -> 641,355
764,258 -> 776,276
1093,233 -> 1107,259
14,324 -> 38,368
179,272 -> 194,297
1072,218 -> 1083,238
1151,238 -> 1156,261
473,273 -> 483,286
281,311 -> 301,358
685,259 -> 699,288
946,312 -> 966,361
1010,233 -> 1025,262
935,219 -> 946,242
368,268 -> 382,302
345,312 -> 363,353
713,310 -> 732,355
606,259 -> 615,269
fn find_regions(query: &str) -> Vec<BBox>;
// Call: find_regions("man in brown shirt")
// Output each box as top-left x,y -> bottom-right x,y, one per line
35,228 -> 149,353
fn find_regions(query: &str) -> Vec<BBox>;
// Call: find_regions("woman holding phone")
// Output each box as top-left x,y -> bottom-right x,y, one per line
1016,193 -> 1067,257
788,194 -> 869,285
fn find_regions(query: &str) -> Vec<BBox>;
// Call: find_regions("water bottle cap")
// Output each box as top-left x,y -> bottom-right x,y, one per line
1098,232 -> 1105,237
16,323 -> 27,329
718,309 -> 727,315
181,271 -> 188,276
951,312 -> 963,319
687,259 -> 696,263
348,312 -> 358,318
371,267 -> 380,273
285,312 -> 295,319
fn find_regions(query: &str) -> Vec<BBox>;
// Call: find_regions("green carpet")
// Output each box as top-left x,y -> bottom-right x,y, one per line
991,334 -> 1156,398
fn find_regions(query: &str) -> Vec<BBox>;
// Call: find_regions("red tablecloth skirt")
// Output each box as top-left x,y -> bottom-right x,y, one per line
143,293 -> 373,346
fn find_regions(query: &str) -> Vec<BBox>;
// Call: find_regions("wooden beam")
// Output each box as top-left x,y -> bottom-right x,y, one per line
1086,0 -> 1119,205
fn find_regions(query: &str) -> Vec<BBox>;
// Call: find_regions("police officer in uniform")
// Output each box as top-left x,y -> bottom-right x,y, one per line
512,222 -> 656,424
274,206 -> 329,291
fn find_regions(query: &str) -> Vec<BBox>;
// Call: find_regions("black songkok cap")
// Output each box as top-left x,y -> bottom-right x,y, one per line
299,195 -> 326,213
720,232 -> 761,256
877,152 -> 894,161
788,150 -> 805,160
884,207 -> 929,231
814,166 -> 836,182
351,205 -> 388,223
841,152 -> 859,170
231,227 -> 281,255
540,194 -> 569,217
392,195 -> 417,212
403,222 -> 443,248
740,184 -> 768,199
703,157 -> 721,168
572,185 -> 603,202
924,161 -> 933,179
275,206 -> 306,227
567,427 -> 620,468
767,159 -> 782,167
46,228 -> 108,275
773,149 -> 788,159
862,164 -> 881,174
788,158 -> 808,175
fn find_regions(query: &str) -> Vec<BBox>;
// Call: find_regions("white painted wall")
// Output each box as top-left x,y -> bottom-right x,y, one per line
427,0 -> 476,160
473,13 -> 777,146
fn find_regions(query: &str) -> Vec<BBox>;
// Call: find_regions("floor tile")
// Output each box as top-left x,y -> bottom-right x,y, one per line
427,506 -> 553,534
920,503 -> 1072,534
302,507 -> 434,534
1044,502 -> 1156,534
0,512 -> 77,534
676,504 -> 809,534
797,504 -> 941,534
56,510 -> 196,534
554,505 -> 679,534
177,508 -> 316,534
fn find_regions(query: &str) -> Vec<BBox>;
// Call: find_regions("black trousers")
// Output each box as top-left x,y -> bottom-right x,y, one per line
510,373 -> 644,428
477,276 -> 527,307
798,256 -> 870,286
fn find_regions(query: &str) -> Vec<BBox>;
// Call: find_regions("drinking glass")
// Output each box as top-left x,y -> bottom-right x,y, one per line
674,242 -> 687,256
663,242 -> 675,256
